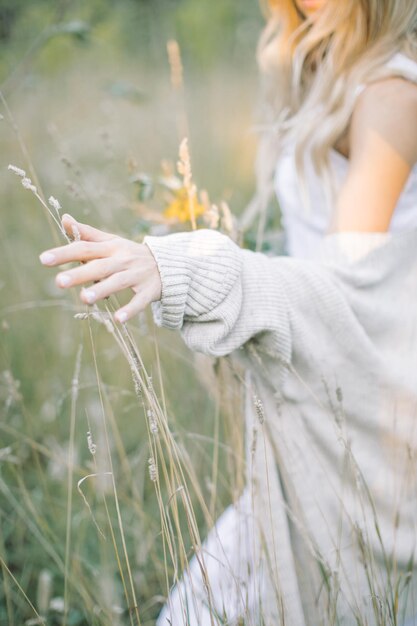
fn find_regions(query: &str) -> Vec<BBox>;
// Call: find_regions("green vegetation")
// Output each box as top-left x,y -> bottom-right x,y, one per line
0,1 -> 265,624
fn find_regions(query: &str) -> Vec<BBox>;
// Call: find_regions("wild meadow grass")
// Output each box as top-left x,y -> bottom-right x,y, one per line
0,19 -> 260,622
2,7 -> 416,626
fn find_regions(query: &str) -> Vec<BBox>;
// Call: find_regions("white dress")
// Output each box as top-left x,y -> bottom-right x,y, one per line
155,52 -> 417,626
275,52 -> 417,260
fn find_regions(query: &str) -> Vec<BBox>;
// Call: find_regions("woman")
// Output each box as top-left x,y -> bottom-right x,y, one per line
39,0 -> 417,624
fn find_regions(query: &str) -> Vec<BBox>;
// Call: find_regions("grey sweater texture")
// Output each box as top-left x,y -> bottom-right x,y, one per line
143,226 -> 417,625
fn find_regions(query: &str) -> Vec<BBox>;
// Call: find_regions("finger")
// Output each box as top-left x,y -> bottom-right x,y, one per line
114,289 -> 153,323
79,270 -> 135,304
55,257 -> 126,289
61,213 -> 115,242
39,240 -> 111,267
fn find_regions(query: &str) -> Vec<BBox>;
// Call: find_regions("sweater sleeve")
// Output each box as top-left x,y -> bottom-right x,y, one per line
143,229 -> 289,359
142,227 -> 400,388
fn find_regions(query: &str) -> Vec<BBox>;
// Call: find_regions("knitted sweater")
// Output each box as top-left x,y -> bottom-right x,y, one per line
143,226 -> 417,625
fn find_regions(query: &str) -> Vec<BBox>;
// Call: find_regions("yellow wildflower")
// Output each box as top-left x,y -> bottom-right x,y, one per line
163,187 -> 205,223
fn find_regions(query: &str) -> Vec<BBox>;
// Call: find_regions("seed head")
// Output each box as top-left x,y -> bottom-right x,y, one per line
147,408 -> 158,435
148,456 -> 157,482
87,430 -> 97,455
8,164 -> 26,178
253,393 -> 265,424
48,196 -> 61,212
21,177 -> 37,193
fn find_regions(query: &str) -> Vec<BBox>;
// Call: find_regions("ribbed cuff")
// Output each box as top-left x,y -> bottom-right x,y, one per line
143,229 -> 242,330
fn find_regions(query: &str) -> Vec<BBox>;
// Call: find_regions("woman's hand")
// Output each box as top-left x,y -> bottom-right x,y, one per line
39,214 -> 162,323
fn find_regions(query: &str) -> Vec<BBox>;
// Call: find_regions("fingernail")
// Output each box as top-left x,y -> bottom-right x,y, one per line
115,311 -> 127,323
57,274 -> 71,287
39,252 -> 55,265
83,289 -> 96,304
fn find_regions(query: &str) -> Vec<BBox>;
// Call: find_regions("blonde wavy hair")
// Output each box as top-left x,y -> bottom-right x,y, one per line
240,0 -> 417,245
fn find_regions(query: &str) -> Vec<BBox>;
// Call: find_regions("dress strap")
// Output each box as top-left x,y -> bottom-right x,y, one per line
353,52 -> 417,102
384,52 -> 417,84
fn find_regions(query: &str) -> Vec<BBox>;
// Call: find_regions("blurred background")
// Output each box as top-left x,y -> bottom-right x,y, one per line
0,1 -> 269,624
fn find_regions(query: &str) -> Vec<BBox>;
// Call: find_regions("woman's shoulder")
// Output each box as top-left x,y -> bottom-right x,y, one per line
358,73 -> 417,106
354,52 -> 417,111
355,73 -> 417,121
333,57 -> 417,234
359,52 -> 417,100
351,71 -> 417,168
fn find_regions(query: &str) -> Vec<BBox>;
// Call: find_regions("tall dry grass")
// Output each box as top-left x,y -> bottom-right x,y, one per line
1,8 -> 415,626
0,24 -> 258,623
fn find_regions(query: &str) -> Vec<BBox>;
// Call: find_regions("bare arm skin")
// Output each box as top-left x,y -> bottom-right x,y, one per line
329,77 -> 417,233
39,79 -> 417,321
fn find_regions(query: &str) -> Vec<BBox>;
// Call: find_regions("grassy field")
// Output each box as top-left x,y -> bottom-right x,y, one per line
0,1 -> 267,624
